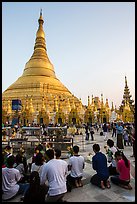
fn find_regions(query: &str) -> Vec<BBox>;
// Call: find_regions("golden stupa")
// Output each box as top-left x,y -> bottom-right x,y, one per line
2,10 -> 84,125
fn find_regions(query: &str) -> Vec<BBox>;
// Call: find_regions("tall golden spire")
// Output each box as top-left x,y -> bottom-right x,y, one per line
91,95 -> 94,105
125,76 -> 127,87
105,99 -> 109,109
22,9 -> 56,78
121,76 -> 134,108
34,9 -> 46,49
111,102 -> 114,111
88,96 -> 90,106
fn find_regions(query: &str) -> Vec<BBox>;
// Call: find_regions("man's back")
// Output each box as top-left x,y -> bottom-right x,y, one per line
40,159 -> 68,196
2,167 -> 21,200
68,155 -> 85,178
92,152 -> 109,179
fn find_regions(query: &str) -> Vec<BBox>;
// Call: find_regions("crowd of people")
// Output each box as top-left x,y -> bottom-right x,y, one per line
2,143 -> 134,202
2,121 -> 135,202
85,122 -> 135,156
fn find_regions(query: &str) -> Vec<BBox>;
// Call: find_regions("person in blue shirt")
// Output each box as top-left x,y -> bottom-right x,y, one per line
116,122 -> 124,150
90,144 -> 111,189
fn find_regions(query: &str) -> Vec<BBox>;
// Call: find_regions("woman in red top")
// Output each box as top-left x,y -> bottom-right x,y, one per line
110,151 -> 132,190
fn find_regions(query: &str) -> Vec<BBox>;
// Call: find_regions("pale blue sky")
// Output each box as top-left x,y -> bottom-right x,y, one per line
2,2 -> 135,107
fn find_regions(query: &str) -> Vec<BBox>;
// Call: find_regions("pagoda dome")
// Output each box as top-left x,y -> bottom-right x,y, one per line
2,11 -> 81,112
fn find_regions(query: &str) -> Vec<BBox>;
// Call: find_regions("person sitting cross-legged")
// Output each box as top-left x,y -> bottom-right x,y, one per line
90,143 -> 111,189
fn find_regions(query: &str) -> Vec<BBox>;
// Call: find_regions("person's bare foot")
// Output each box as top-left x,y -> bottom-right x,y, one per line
127,184 -> 132,190
78,180 -> 83,187
106,180 -> 111,189
75,180 -> 79,188
101,181 -> 105,189
120,184 -> 132,190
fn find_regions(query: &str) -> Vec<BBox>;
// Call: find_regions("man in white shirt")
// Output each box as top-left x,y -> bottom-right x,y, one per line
2,155 -> 29,201
40,148 -> 68,202
67,145 -> 85,188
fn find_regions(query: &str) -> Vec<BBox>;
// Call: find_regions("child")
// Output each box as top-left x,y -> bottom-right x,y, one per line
123,127 -> 129,146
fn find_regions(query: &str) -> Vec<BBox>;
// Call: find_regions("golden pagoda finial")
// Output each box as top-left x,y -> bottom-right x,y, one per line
88,96 -> 90,106
39,8 -> 44,25
91,95 -> 94,105
40,8 -> 42,16
101,93 -> 103,101
111,102 -> 114,111
101,93 -> 104,105
105,98 -> 109,108
34,9 -> 45,49
125,76 -> 127,87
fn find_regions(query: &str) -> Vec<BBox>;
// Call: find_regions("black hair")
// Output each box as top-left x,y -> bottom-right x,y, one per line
23,170 -> 47,203
35,152 -> 44,166
115,151 -> 129,168
93,144 -> 100,152
35,144 -> 43,152
45,149 -> 54,160
4,145 -> 11,151
73,145 -> 79,153
26,171 -> 40,198
55,149 -> 61,158
30,171 -> 40,186
15,153 -> 23,165
6,155 -> 15,167
107,139 -> 114,148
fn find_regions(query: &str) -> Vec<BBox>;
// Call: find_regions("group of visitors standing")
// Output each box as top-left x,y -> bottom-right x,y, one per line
85,124 -> 94,141
91,121 -> 135,153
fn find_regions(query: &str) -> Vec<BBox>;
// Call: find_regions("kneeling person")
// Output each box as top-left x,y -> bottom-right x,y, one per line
90,144 -> 110,189
67,145 -> 85,188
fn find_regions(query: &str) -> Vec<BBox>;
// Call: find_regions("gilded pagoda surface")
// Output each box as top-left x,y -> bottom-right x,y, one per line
2,12 -> 80,108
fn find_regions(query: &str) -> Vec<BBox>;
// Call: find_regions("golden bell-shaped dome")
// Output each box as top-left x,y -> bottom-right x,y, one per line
2,10 -> 81,113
